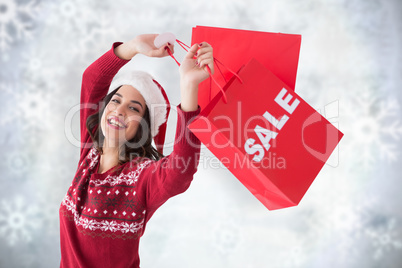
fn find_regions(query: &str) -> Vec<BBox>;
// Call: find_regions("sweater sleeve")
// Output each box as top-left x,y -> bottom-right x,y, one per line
79,42 -> 130,161
140,105 -> 201,213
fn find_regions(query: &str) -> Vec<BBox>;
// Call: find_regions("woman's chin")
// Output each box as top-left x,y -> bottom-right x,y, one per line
103,135 -> 126,147
103,127 -> 126,139
101,125 -> 134,148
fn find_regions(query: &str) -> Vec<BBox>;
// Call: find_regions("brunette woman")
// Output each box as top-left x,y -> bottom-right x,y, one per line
59,34 -> 214,268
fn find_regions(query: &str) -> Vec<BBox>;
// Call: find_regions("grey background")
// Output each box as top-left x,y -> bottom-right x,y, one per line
0,0 -> 401,267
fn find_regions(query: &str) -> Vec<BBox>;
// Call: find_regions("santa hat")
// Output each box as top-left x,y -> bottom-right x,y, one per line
109,70 -> 170,154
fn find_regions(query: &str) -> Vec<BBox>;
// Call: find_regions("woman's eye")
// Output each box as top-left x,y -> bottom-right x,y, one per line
111,99 -> 120,103
130,107 -> 140,112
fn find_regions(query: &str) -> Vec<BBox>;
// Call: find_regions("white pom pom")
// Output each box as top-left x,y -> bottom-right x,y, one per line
154,32 -> 176,48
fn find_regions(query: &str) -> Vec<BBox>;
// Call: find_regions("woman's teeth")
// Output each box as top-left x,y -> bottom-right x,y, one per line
108,118 -> 125,128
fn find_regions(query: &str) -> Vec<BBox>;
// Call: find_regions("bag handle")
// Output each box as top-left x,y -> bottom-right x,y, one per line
166,39 -> 243,104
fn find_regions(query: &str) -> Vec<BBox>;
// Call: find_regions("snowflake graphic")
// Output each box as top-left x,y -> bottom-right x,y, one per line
280,242 -> 310,268
302,191 -> 379,265
0,81 -> 17,128
5,151 -> 32,177
365,217 -> 402,260
44,0 -> 115,63
0,0 -> 40,51
212,219 -> 241,256
73,13 -> 115,63
2,86 -> 55,147
15,89 -> 51,128
344,91 -> 402,169
1,70 -> 71,147
0,82 -> 40,147
0,195 -> 42,246
20,48 -> 63,95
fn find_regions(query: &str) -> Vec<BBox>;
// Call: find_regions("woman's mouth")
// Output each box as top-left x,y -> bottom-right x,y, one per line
107,116 -> 126,130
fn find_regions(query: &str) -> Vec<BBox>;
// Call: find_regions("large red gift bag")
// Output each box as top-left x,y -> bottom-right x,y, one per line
188,59 -> 343,210
191,25 -> 302,110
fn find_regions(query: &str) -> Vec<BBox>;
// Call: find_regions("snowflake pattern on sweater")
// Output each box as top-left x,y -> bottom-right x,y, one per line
60,148 -> 152,239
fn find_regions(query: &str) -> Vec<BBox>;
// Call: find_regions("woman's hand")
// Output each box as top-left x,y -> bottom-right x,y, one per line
179,42 -> 214,112
114,34 -> 174,60
179,42 -> 214,86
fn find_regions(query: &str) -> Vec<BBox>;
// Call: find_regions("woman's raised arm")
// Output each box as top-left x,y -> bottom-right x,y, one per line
179,42 -> 214,112
114,34 -> 174,60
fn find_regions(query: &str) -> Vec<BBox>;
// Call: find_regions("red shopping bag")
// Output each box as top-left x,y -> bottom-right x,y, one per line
191,25 -> 302,110
188,58 -> 343,210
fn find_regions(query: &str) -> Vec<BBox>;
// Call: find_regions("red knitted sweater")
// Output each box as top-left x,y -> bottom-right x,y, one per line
59,43 -> 201,268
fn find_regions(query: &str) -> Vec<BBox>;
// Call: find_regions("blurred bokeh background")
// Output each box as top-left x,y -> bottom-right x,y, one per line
1,0 -> 401,267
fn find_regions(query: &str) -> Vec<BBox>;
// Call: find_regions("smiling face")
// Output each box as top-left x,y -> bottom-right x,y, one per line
100,85 -> 146,147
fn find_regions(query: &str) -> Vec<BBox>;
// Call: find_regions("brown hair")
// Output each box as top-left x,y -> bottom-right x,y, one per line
86,87 -> 163,166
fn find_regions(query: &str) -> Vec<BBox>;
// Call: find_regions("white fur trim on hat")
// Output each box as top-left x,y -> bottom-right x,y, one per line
109,70 -> 168,137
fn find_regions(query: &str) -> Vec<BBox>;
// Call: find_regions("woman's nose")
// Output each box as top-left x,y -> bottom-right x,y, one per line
113,105 -> 125,116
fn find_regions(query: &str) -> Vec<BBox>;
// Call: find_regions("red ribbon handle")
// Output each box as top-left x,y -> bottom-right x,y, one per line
166,39 -> 243,104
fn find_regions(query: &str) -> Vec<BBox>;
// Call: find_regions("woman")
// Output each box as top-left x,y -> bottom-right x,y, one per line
59,34 -> 214,267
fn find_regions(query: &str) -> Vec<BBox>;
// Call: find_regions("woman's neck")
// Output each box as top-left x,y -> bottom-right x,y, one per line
98,141 -> 121,174
102,141 -> 120,156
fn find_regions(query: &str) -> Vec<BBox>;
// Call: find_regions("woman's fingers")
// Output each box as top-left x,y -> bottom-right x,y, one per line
199,58 -> 214,74
152,42 -> 174,57
147,41 -> 174,57
179,41 -> 215,87
164,42 -> 175,55
186,42 -> 213,59
184,43 -> 199,59
197,54 -> 212,66
196,46 -> 212,56
195,42 -> 213,72
196,51 -> 213,64
182,41 -> 214,72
